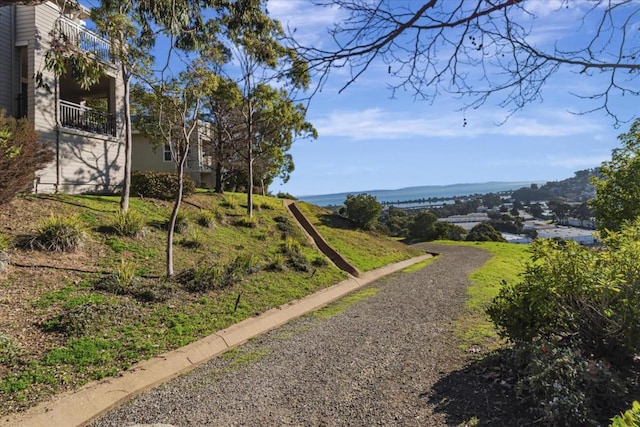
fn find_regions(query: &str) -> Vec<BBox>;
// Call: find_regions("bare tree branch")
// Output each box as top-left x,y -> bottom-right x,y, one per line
291,0 -> 640,125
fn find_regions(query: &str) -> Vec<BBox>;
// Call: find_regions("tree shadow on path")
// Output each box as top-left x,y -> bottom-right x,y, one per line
426,353 -> 533,426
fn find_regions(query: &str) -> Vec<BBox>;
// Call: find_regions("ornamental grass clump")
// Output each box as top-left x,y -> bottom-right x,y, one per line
112,209 -> 146,238
29,214 -> 86,252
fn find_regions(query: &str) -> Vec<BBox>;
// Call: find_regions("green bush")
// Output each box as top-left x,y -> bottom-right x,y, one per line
131,171 -> 196,200
488,229 -> 640,363
29,214 -> 86,252
611,401 -> 640,427
311,256 -> 329,267
0,112 -> 54,205
507,339 -> 626,426
466,222 -> 506,242
234,216 -> 257,228
112,209 -> 146,237
344,194 -> 382,230
165,212 -> 189,233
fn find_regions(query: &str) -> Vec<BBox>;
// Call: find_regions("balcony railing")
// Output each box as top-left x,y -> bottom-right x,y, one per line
60,100 -> 116,136
58,17 -> 111,63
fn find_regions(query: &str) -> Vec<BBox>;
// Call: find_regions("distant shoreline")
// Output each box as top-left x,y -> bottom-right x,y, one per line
297,181 -> 547,207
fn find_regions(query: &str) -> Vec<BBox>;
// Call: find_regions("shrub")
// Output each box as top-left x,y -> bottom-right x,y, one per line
112,209 -> 146,237
344,193 -> 382,230
177,254 -> 259,293
508,339 -> 626,426
287,253 -> 310,272
281,236 -> 302,255
274,215 -> 295,237
196,210 -> 215,228
0,332 -> 21,366
29,214 -> 86,252
466,222 -> 506,242
612,401 -> 640,427
221,195 -> 238,209
311,256 -> 329,267
266,254 -> 286,271
0,112 -> 54,205
259,201 -> 276,210
131,171 -> 196,200
488,229 -> 640,363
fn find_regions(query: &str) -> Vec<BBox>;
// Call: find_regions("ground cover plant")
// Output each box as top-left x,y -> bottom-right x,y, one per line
0,192 -> 420,416
296,202 -> 424,271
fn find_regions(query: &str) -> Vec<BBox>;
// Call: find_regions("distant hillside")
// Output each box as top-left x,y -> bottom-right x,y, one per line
511,169 -> 599,203
541,168 -> 599,201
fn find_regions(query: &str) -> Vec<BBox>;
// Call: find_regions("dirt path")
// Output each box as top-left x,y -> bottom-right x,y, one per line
92,244 -> 518,426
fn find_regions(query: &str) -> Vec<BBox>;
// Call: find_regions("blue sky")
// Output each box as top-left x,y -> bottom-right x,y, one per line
266,0 -> 639,197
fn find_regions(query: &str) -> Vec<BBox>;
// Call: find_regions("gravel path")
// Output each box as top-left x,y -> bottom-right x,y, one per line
92,244 -> 509,427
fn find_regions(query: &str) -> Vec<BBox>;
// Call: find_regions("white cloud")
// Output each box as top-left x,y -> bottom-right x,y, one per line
312,107 -> 607,140
545,154 -> 610,169
268,0 -> 343,47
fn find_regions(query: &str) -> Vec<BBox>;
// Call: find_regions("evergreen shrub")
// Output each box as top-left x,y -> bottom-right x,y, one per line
131,171 -> 196,200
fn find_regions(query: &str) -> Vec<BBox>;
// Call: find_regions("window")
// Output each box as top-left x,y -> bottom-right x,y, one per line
163,144 -> 172,162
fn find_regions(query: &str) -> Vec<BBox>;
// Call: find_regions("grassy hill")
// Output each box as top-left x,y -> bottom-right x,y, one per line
0,192 -> 421,415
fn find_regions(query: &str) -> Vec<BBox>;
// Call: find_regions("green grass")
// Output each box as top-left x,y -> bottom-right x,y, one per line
439,241 -> 532,353
296,202 -> 423,271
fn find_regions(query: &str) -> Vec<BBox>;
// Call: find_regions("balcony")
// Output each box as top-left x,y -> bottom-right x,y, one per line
59,100 -> 116,136
58,17 -> 111,64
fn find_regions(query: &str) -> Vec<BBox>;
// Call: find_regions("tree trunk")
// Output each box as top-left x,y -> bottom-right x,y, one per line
215,159 -> 223,193
119,60 -> 131,212
246,101 -> 253,218
166,144 -> 187,277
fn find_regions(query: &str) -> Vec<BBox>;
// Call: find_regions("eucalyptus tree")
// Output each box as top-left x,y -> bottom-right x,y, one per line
199,71 -> 245,194
225,0 -> 311,217
249,84 -> 317,194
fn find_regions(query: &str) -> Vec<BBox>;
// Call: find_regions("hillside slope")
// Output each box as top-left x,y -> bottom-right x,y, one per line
0,192 -> 420,415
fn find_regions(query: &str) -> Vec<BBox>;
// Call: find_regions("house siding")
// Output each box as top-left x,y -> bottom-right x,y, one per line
3,1 -> 127,194
0,7 -> 16,115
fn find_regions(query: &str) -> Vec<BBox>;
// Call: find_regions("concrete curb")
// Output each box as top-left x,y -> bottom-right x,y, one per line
2,254 -> 433,427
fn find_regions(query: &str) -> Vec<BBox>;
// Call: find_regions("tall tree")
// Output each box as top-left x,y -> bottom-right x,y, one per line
293,0 -> 639,125
591,118 -> 640,234
200,73 -> 244,194
225,0 -> 310,217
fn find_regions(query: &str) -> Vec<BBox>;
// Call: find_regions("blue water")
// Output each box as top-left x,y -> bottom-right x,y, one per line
297,181 -> 545,207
